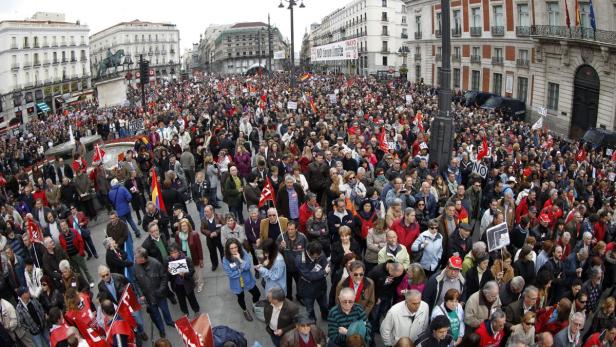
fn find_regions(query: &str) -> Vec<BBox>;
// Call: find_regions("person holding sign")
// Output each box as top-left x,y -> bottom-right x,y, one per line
167,244 -> 200,318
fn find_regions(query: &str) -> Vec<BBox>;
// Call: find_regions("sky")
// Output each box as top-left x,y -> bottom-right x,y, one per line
0,0 -> 343,54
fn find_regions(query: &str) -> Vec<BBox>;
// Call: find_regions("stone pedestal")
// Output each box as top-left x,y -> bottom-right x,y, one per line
95,76 -> 128,107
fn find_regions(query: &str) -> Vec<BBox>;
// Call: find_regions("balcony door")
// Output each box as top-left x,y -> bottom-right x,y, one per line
570,65 -> 599,139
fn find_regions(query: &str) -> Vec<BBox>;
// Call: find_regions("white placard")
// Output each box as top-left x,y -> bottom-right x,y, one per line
287,101 -> 298,110
471,160 -> 488,178
168,259 -> 189,275
487,222 -> 510,252
310,38 -> 358,62
505,74 -> 514,94
273,50 -> 286,60
328,94 -> 337,104
405,95 -> 413,105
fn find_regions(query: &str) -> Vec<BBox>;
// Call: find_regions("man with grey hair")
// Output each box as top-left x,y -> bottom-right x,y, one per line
380,289 -> 429,345
462,241 -> 487,274
464,281 -> 502,330
327,287 -> 372,346
553,312 -> 584,347
498,189 -> 516,231
475,308 -> 506,346
499,276 -> 526,306
134,247 -> 174,338
537,332 -> 554,347
505,285 -> 538,325
264,287 -> 299,347
386,177 -> 415,209
563,247 -> 588,286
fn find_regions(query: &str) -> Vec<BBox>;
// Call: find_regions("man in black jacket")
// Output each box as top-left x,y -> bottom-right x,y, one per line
367,261 -> 405,333
295,241 -> 329,321
447,222 -> 473,260
134,247 -> 174,338
305,152 -> 329,203
142,202 -> 170,240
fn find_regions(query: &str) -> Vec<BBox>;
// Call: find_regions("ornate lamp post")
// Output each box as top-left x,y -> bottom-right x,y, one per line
397,46 -> 409,80
278,0 -> 305,87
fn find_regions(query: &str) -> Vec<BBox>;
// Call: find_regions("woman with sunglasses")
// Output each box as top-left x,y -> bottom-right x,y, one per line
506,311 -> 536,347
333,260 -> 375,316
222,238 -> 261,321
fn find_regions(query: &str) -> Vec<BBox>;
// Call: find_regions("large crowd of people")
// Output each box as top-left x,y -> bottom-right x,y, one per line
0,72 -> 615,347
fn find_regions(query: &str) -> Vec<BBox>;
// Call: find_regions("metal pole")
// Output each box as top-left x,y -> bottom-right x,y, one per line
140,54 -> 147,114
258,29 -> 262,77
268,13 -> 272,77
289,1 -> 295,87
428,0 -> 453,170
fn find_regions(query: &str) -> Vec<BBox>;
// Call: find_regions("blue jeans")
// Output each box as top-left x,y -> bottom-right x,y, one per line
148,297 -> 174,336
120,212 -> 141,236
303,293 -> 328,321
31,330 -> 50,347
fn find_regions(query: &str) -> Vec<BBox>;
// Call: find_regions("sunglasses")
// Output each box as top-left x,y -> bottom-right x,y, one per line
579,300 -> 587,304
352,273 -> 364,277
341,300 -> 354,304
429,226 -> 438,230
524,321 -> 535,325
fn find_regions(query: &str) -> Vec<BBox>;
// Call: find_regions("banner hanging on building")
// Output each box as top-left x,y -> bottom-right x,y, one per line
273,50 -> 286,60
311,38 -> 358,62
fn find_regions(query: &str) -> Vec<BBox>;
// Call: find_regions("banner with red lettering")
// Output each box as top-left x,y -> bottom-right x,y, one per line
174,315 -> 214,347
175,316 -> 202,347
117,284 -> 140,329
26,218 -> 44,243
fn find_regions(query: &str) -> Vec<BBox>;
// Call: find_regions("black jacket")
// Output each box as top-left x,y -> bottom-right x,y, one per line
105,248 -> 133,275
134,257 -> 167,304
276,183 -> 305,220
295,251 -> 328,297
447,229 -> 472,260
141,234 -> 170,265
367,263 -> 405,301
142,210 -> 170,238
465,265 -> 495,298
97,273 -> 130,305
264,299 -> 299,336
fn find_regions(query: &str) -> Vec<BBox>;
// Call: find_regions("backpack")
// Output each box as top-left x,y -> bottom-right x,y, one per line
212,326 -> 247,347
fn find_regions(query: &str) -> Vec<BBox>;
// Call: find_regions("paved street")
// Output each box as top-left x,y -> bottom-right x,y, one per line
83,199 -> 334,346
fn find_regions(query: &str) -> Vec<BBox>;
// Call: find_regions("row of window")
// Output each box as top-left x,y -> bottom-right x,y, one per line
95,33 -> 177,49
11,65 -> 88,88
10,50 -> 87,66
431,46 -> 529,63
11,35 -> 86,49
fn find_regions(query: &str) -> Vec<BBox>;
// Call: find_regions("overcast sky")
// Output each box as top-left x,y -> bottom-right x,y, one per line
1,0 -> 341,54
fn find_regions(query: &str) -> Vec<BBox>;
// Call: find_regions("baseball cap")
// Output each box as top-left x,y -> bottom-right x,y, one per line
507,176 -> 518,184
449,256 -> 463,269
539,213 -> 551,224
458,223 -> 472,230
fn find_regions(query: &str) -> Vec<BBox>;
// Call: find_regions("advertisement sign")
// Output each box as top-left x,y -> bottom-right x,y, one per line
311,38 -> 358,62
273,50 -> 286,60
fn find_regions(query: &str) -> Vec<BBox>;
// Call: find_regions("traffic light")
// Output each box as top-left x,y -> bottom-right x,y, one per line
140,59 -> 150,84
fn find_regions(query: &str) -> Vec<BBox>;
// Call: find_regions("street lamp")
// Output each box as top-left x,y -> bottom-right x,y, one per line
397,46 -> 409,80
278,0 -> 305,87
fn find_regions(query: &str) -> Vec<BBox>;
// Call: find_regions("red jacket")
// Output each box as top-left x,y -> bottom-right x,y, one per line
299,202 -> 318,234
584,331 -> 609,347
174,231 -> 204,266
475,320 -> 504,347
536,305 -> 569,335
594,222 -> 607,242
33,190 -> 49,207
68,212 -> 89,230
391,218 -> 420,253
59,228 -> 86,257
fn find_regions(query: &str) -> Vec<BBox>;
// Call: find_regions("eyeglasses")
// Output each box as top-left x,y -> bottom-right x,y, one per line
341,300 -> 354,304
352,273 -> 364,277
417,203 -> 425,206
101,273 -> 110,278
448,267 -> 460,272
524,321 -> 535,325
578,300 -> 587,304
268,214 -> 277,217
429,226 -> 438,230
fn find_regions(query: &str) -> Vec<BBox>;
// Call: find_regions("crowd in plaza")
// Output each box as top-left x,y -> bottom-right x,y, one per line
0,72 -> 615,347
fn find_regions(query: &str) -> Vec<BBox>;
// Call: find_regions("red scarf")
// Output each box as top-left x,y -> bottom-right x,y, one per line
349,277 -> 364,303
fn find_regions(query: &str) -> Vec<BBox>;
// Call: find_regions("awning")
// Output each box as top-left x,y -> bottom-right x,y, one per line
64,96 -> 80,104
36,102 -> 50,112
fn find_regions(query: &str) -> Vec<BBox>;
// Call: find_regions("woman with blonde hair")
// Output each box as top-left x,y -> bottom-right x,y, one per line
395,263 -> 427,302
507,311 -> 536,347
490,249 -> 514,285
385,198 -> 404,228
174,218 -> 205,292
325,168 -> 342,210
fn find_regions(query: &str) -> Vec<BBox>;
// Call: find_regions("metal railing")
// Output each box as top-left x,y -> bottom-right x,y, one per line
401,33 -> 408,39
470,55 -> 481,63
33,60 -> 41,66
452,54 -> 461,62
435,53 -> 442,61
452,28 -> 462,37
414,53 -> 421,60
516,26 -> 530,37
530,25 -> 616,45
23,62 -> 32,69
516,58 -> 530,68
415,32 -> 422,39
435,30 -> 441,38
491,26 -> 505,36
492,56 -> 504,65
381,48 -> 390,53
382,31 -> 389,36
43,60 -> 50,66
470,27 -> 482,37
11,63 -> 19,70
10,44 -> 18,49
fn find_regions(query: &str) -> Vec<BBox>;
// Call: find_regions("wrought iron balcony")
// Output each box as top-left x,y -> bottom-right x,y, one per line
530,25 -> 616,45
382,31 -> 389,36
43,60 -> 50,66
23,62 -> 32,69
414,53 -> 421,60
11,63 -> 19,70
33,60 -> 41,66
516,58 -> 530,68
491,26 -> 505,36
470,27 -> 482,37
435,30 -> 441,38
381,48 -> 390,53
435,53 -> 442,62
470,55 -> 481,63
452,54 -> 461,62
415,32 -> 422,39
401,33 -> 408,39
492,56 -> 504,65
451,28 -> 462,37
10,44 -> 18,49
516,26 -> 530,37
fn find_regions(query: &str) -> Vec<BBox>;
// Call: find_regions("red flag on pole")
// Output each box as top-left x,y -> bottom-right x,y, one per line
414,111 -> 425,133
575,147 -> 587,162
258,176 -> 276,208
376,127 -> 390,153
117,284 -> 140,329
175,316 -> 202,347
26,217 -> 44,243
565,0 -> 571,28
151,169 -> 167,213
92,144 -> 106,163
309,97 -> 318,114
477,137 -> 489,161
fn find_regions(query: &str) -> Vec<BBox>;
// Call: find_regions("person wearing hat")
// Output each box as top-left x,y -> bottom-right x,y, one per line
414,314 -> 453,347
447,222 -> 473,260
422,255 -> 466,311
380,289 -> 429,345
170,203 -> 195,235
15,285 -> 49,347
280,312 -> 327,347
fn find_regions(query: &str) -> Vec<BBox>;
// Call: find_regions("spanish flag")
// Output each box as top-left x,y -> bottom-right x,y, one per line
299,72 -> 312,82
151,169 -> 166,213
309,96 -> 317,114
575,0 -> 580,27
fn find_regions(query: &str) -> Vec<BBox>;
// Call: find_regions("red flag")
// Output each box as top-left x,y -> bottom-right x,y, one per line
151,169 -> 166,213
92,144 -> 106,163
477,137 -> 489,161
0,174 -> 6,186
414,111 -> 425,133
191,314 -> 215,347
258,177 -> 276,208
175,316 -> 202,347
612,150 -> 616,162
106,319 -> 135,347
117,152 -> 126,163
376,127 -> 390,153
309,97 -> 317,114
576,147 -> 587,162
575,0 -> 581,27
26,219 -> 44,243
117,284 -> 140,329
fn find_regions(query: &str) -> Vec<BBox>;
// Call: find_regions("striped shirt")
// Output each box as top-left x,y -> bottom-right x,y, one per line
327,304 -> 371,345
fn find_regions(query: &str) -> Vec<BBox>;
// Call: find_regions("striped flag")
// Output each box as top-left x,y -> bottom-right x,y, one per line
151,169 -> 166,213
589,0 -> 596,31
92,144 -> 105,163
575,0 -> 581,27
258,176 -> 276,208
565,0 -> 571,28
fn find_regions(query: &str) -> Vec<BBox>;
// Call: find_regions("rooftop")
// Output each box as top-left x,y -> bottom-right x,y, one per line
231,22 -> 267,29
91,19 -> 177,37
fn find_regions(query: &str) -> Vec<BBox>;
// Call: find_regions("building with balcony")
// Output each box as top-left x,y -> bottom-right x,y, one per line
89,19 -> 180,82
0,12 -> 91,124
309,0 -> 408,76
196,22 -> 287,74
403,0 -> 616,137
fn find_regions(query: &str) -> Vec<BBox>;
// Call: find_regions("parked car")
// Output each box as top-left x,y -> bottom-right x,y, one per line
463,91 -> 498,107
582,128 -> 616,149
481,96 -> 527,121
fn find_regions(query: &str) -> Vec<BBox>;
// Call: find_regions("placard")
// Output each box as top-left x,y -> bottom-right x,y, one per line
405,95 -> 413,105
287,101 -> 297,110
471,160 -> 488,178
328,94 -> 337,104
168,259 -> 189,275
273,50 -> 286,60
128,118 -> 144,133
487,222 -> 510,252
